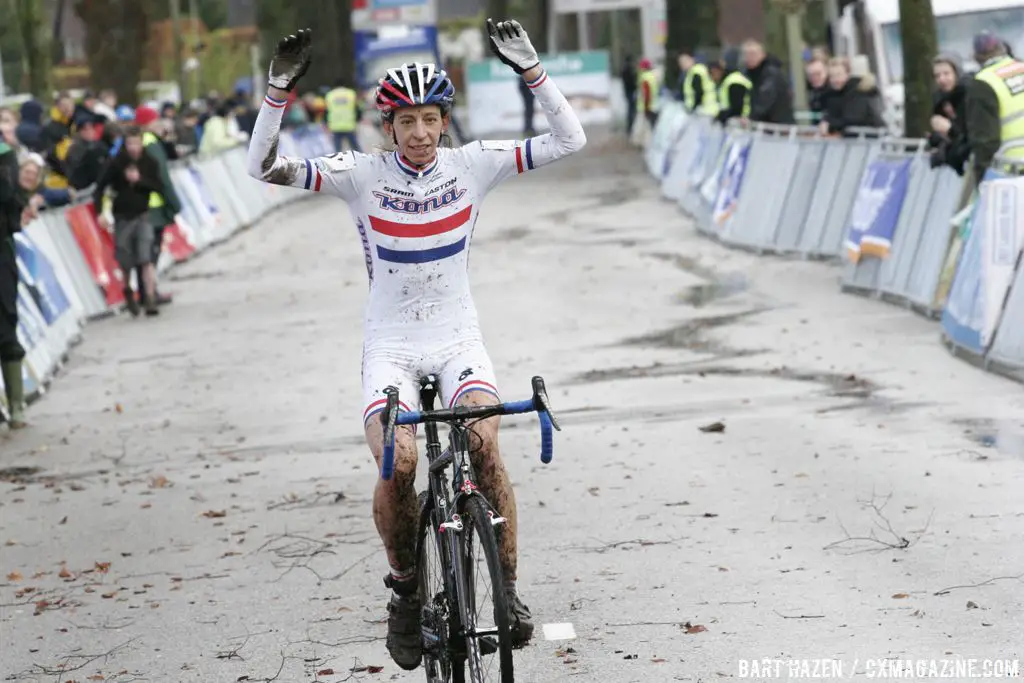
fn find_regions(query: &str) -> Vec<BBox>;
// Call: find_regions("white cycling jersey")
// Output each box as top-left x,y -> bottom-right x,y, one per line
246,69 -> 586,419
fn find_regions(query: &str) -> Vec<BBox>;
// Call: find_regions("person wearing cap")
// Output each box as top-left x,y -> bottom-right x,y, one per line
133,106 -> 182,306
65,110 -> 110,190
638,58 -> 660,128
966,31 -> 1024,183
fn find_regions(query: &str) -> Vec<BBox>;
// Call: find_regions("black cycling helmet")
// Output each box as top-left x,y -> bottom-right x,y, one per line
375,62 -> 456,120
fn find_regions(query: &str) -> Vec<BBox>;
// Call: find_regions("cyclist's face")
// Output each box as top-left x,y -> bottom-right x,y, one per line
388,105 -> 448,165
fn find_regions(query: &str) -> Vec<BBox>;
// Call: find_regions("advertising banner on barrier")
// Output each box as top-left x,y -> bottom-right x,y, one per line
844,158 -> 911,262
466,51 -> 612,137
14,234 -> 73,326
712,138 -> 751,228
64,204 -> 125,308
942,176 -> 1024,353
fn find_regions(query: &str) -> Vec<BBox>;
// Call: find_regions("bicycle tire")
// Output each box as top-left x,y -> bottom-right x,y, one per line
457,496 -> 514,683
417,491 -> 458,683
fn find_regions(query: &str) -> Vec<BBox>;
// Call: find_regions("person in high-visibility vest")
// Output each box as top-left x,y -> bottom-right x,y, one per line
637,58 -> 660,128
966,31 -> 1024,183
325,77 -> 362,153
714,47 -> 752,125
678,53 -> 719,116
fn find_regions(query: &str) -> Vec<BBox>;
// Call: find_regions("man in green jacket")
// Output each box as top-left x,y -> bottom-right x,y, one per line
134,106 -> 182,305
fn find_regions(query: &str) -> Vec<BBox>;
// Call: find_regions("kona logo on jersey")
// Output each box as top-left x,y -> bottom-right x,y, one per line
373,188 -> 467,214
425,177 -> 459,197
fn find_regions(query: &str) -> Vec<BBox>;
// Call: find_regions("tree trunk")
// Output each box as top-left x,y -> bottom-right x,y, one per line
898,0 -> 937,137
75,0 -> 153,106
665,0 -> 720,93
293,0 -> 353,91
488,0 -> 510,22
15,0 -> 51,99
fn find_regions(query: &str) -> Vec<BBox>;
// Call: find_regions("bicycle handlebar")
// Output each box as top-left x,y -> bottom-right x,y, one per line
379,376 -> 561,480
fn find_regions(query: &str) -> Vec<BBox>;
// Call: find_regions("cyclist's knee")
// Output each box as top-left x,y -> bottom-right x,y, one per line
368,426 -> 418,483
469,419 -> 501,464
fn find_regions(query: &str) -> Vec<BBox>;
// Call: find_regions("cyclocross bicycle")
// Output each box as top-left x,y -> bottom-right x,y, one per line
379,375 -> 560,683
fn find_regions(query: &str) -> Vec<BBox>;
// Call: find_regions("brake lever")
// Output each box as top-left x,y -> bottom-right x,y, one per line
380,387 -> 400,479
531,376 -> 561,431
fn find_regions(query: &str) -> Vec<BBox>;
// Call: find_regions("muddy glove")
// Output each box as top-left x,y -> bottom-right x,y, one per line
268,28 -> 312,91
487,19 -> 540,75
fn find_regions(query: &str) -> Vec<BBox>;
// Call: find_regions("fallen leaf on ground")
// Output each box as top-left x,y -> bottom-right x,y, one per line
58,516 -> 68,525
202,510 -> 227,518
149,475 -> 170,489
699,421 -> 725,433
88,675 -> 105,681
317,670 -> 334,676
115,403 -> 123,414
892,593 -> 909,599
367,666 -> 383,673
6,571 -> 22,581
94,562 -> 111,573
587,487 -> 600,496
59,566 -> 73,579
966,601 -> 979,609
683,622 -> 707,634
653,658 -> 667,663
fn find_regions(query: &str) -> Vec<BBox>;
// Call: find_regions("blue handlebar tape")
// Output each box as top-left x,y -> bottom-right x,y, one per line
539,410 -> 554,463
382,440 -> 395,480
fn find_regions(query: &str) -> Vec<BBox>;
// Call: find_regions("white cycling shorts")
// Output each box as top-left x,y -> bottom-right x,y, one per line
361,335 -> 500,425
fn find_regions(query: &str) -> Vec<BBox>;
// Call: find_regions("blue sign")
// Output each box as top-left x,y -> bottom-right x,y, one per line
14,234 -> 72,326
712,138 -> 751,228
844,158 -> 911,262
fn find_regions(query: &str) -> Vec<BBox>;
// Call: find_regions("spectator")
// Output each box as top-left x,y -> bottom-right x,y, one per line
680,53 -> 719,116
0,133 -> 27,429
199,103 -> 244,155
94,127 -> 166,316
517,76 -> 536,137
743,40 -> 796,125
621,55 -> 638,136
929,53 -> 970,175
966,31 -> 1024,183
134,106 -> 181,306
175,108 -> 200,157
805,57 -> 832,123
66,111 -> 110,190
819,57 -> 885,136
95,89 -> 119,121
232,89 -> 258,138
637,58 -> 660,129
19,153 -> 70,208
15,100 -> 45,153
715,47 -> 752,125
41,93 -> 76,193
0,109 -> 21,156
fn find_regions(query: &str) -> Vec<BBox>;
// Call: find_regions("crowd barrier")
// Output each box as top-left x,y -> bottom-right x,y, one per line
0,125 -> 333,420
647,103 -> 1024,383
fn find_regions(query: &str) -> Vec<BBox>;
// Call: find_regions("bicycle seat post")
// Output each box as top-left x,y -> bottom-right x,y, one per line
419,374 -> 439,412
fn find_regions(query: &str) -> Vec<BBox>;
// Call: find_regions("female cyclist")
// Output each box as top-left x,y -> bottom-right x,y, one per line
246,20 -> 586,671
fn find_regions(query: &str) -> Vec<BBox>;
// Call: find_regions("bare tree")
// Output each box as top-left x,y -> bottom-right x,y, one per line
15,0 -> 50,97
75,0 -> 154,105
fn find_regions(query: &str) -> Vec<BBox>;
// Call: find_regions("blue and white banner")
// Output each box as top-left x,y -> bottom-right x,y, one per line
942,175 -> 1024,353
14,233 -> 73,326
844,158 -> 911,262
712,138 -> 751,229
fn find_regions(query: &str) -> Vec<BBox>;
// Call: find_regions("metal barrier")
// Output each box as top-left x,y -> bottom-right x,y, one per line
1,124 -> 332,419
647,110 -> 1024,384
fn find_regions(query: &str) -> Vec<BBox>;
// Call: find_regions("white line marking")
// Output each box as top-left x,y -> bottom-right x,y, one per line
543,622 -> 577,641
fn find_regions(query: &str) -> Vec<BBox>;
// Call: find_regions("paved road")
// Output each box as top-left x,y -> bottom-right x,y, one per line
2,134 -> 1023,683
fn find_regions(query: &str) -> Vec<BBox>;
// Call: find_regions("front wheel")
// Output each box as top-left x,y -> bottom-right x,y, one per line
456,496 -> 515,683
